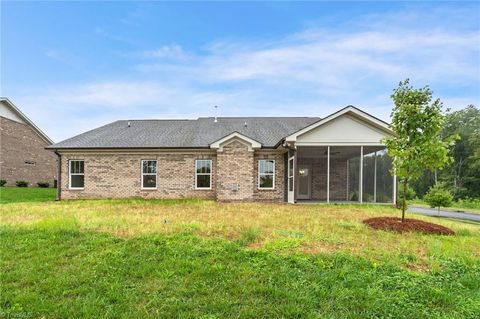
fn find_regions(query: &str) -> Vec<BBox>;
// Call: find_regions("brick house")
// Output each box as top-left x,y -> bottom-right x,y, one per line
48,106 -> 396,203
0,97 -> 57,187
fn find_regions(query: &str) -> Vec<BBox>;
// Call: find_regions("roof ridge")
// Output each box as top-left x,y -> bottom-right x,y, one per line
123,119 -> 194,121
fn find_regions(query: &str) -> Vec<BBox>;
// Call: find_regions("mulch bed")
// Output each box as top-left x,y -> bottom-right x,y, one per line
363,217 -> 455,235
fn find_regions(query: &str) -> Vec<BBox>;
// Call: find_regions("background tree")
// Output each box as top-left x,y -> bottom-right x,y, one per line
409,105 -> 480,199
441,105 -> 480,198
382,79 -> 457,221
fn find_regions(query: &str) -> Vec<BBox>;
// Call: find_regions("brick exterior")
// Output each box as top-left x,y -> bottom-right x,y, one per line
0,117 -> 57,187
329,159 -> 349,201
59,141 -> 286,202
216,139 -> 255,201
60,152 -> 216,200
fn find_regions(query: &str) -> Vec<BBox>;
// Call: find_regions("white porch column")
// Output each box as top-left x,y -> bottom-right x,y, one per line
327,146 -> 330,203
359,146 -> 363,203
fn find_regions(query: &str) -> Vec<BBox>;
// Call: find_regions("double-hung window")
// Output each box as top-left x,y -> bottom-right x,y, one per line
195,159 -> 212,189
258,159 -> 275,189
69,160 -> 84,189
141,160 -> 157,189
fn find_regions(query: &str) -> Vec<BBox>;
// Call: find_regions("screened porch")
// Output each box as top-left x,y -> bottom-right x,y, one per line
287,146 -> 396,204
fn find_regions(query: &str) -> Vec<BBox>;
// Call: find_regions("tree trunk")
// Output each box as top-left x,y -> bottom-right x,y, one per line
402,179 -> 407,222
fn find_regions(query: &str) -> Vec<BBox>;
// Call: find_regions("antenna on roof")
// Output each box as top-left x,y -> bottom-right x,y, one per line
214,105 -> 218,123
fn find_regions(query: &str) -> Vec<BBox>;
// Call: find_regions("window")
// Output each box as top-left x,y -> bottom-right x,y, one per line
141,160 -> 157,189
258,159 -> 275,189
195,160 -> 212,189
69,160 -> 84,189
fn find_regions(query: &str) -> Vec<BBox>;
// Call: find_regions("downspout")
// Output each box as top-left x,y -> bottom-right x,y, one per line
54,150 -> 61,201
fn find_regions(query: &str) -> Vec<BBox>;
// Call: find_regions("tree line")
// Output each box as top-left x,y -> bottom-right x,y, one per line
410,104 -> 480,200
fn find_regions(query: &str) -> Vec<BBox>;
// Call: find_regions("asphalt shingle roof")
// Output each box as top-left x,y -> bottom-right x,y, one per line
48,117 -> 320,149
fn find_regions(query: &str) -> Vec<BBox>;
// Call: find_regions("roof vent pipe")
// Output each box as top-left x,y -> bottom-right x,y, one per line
244,121 -> 247,127
214,105 -> 218,123
127,121 -> 131,127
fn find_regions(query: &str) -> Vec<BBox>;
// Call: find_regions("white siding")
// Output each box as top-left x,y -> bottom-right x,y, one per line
296,114 -> 389,145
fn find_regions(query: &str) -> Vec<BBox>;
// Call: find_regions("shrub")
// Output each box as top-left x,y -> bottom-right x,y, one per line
15,180 -> 29,187
37,181 -> 50,188
0,179 -> 6,187
424,183 -> 453,213
455,197 -> 480,210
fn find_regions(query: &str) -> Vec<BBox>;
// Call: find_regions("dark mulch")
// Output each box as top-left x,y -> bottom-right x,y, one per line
363,217 -> 455,235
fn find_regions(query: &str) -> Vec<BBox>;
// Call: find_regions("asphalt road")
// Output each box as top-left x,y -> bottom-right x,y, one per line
408,206 -> 480,222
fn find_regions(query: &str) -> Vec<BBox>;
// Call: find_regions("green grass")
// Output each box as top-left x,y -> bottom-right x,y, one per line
1,190 -> 480,318
0,186 -> 56,204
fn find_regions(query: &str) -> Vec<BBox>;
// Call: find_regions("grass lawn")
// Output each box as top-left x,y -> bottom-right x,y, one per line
0,186 -> 56,204
1,189 -> 479,318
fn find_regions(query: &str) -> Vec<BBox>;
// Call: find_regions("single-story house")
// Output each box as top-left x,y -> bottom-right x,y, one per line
47,106 -> 397,204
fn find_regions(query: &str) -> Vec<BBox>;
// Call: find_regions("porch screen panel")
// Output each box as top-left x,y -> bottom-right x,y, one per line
375,149 -> 394,203
362,147 -> 394,203
362,147 -> 378,202
296,147 -> 327,201
330,146 -> 361,202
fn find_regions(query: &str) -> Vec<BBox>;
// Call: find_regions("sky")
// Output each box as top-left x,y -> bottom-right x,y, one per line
1,1 -> 479,142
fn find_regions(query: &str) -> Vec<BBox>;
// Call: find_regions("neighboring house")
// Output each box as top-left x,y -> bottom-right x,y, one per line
0,97 -> 57,187
48,106 -> 396,203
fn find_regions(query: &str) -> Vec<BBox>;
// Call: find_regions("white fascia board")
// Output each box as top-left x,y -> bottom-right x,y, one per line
285,106 -> 392,142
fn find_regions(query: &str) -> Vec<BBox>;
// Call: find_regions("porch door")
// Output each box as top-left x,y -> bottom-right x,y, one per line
297,165 -> 311,199
287,156 -> 295,203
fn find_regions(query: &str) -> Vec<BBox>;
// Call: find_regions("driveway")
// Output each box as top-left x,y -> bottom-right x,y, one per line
408,206 -> 480,222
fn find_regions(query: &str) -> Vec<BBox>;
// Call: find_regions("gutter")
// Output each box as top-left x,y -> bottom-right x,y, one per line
54,150 -> 61,201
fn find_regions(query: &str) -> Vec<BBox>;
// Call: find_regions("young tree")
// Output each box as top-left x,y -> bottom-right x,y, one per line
424,183 -> 453,215
382,79 -> 457,221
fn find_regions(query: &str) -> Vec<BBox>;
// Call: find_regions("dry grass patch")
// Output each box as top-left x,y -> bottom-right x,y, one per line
1,199 -> 479,269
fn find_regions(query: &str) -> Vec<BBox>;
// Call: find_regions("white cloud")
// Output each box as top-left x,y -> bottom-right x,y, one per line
12,6 -> 480,142
142,44 -> 190,60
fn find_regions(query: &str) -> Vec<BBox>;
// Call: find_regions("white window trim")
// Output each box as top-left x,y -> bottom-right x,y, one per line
195,159 -> 212,190
69,160 -> 84,190
258,159 -> 275,190
141,160 -> 157,190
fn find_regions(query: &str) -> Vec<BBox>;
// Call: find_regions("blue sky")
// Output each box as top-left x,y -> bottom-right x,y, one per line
2,1 -> 479,142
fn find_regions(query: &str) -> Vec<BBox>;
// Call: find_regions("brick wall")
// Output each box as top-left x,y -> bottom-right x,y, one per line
60,152 -> 216,200
60,144 -> 287,202
329,159 -> 348,201
0,117 -> 57,187
215,139 -> 255,201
